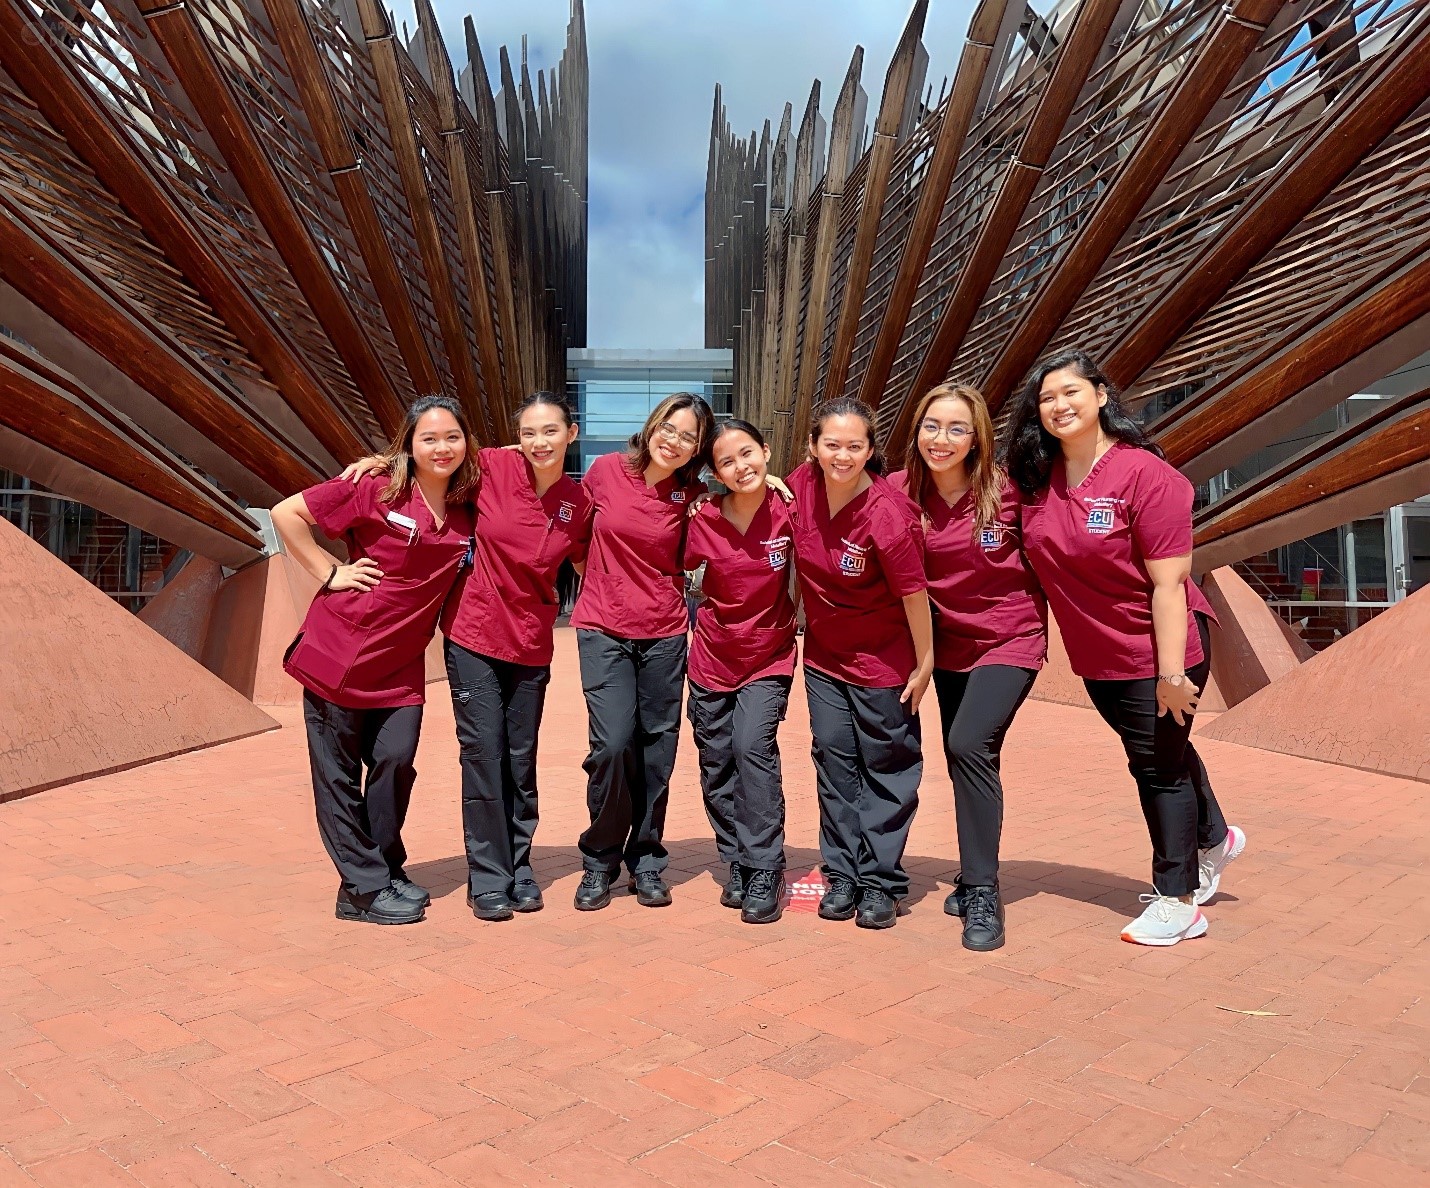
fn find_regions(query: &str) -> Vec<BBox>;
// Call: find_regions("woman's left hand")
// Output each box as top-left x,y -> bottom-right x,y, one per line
687,491 -> 716,518
1155,675 -> 1200,725
340,454 -> 386,483
767,474 -> 794,504
900,665 -> 933,713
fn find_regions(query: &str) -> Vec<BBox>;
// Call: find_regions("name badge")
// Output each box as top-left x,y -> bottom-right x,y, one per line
386,510 -> 418,544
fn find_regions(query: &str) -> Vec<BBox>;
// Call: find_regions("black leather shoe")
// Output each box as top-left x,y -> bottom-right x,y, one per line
336,886 -> 424,925
719,863 -> 745,909
468,891 -> 514,921
818,875 -> 858,921
512,880 -> 544,913
630,872 -> 672,907
574,869 -> 612,911
960,884 -> 1005,951
391,875 -> 431,907
856,888 -> 897,929
943,875 -> 968,918
740,869 -> 784,924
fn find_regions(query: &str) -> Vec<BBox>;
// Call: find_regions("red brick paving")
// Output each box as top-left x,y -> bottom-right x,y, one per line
3,629 -> 1428,1186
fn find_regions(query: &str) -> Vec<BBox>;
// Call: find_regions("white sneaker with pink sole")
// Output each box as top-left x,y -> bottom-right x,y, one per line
1195,824 -> 1246,906
1121,893 -> 1208,946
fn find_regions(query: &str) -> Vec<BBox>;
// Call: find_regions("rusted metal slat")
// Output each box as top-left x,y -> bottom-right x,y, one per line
133,0 -> 407,439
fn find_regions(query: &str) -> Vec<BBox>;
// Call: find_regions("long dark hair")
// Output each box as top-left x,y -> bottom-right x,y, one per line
1003,348 -> 1161,496
376,394 -> 477,504
808,397 -> 885,476
627,391 -> 714,487
902,381 -> 1002,531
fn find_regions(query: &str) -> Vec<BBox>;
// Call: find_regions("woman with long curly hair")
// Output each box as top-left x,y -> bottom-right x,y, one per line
1005,349 -> 1245,946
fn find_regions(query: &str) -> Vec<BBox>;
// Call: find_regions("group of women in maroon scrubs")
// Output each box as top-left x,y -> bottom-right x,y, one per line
275,345 -> 1242,950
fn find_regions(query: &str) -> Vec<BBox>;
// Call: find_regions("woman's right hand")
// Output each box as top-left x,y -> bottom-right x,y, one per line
327,557 -> 383,592
339,454 -> 387,483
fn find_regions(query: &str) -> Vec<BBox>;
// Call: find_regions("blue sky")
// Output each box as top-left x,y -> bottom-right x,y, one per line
418,1 -> 978,347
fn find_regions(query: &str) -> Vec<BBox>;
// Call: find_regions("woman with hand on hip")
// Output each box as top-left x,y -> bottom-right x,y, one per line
890,383 -> 1047,952
684,419 -> 798,924
342,392 -> 593,922
787,398 -> 933,930
272,395 -> 476,926
1006,349 -> 1245,947
569,392 -> 714,911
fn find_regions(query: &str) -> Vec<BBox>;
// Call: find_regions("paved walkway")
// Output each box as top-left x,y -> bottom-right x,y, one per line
3,631 -> 1428,1187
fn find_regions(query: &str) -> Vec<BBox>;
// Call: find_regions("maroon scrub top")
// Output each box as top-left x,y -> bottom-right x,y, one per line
442,447 -> 593,668
683,488 -> 798,692
284,473 -> 474,709
1020,443 -> 1217,681
787,461 -> 927,690
890,470 -> 1047,673
569,451 -> 706,640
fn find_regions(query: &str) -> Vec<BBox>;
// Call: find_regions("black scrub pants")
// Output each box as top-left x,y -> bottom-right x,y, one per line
577,629 -> 687,876
444,640 -> 550,897
1082,615 -> 1229,898
302,690 -> 422,897
805,666 -> 923,899
932,664 -> 1038,888
686,676 -> 790,872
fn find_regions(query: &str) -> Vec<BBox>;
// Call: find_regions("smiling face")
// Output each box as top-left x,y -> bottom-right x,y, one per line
810,413 -> 873,487
410,407 -> 466,480
711,429 -> 769,494
518,401 -> 577,475
1038,366 -> 1107,444
649,406 -> 701,473
917,395 -> 976,475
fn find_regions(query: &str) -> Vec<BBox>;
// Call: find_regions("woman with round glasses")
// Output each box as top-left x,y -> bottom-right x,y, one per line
890,382 -> 1047,951
570,392 -> 715,910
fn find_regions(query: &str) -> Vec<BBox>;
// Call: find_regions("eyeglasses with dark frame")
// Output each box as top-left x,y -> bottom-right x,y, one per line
654,421 -> 700,450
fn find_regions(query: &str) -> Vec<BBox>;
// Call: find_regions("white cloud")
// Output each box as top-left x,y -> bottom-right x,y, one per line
418,0 -> 979,347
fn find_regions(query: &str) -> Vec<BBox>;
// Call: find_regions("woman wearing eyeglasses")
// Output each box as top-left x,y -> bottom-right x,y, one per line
890,383 -> 1047,951
570,392 -> 715,911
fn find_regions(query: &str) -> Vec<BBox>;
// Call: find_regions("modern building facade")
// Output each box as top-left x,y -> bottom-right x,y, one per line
0,0 -> 590,796
566,348 -> 733,474
705,0 -> 1430,653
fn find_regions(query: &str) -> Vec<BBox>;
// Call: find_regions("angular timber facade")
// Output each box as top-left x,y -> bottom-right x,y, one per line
0,0 -> 588,573
706,0 -> 1430,580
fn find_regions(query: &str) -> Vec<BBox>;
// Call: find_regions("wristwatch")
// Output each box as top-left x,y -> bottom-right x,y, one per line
1157,673 -> 1187,687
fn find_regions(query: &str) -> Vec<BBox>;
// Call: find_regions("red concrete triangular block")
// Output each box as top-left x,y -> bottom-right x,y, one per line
0,518 -> 278,799
1198,587 -> 1429,781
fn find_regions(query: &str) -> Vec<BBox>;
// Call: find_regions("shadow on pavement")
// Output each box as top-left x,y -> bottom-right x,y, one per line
406,844 -> 1215,918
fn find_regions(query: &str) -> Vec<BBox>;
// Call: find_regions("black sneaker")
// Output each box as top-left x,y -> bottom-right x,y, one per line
512,880 -> 544,913
818,875 -> 858,920
468,891 -> 514,921
574,869 -> 612,911
629,872 -> 672,907
960,884 -> 1005,951
856,888 -> 897,930
943,874 -> 968,918
390,875 -> 431,907
740,869 -> 785,925
719,863 -> 745,909
336,886 -> 424,925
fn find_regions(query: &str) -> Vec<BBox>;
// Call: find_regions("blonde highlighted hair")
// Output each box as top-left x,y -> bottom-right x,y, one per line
902,382 -> 1003,531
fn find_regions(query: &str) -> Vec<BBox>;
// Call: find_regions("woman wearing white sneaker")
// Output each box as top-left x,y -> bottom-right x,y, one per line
1005,349 -> 1245,946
